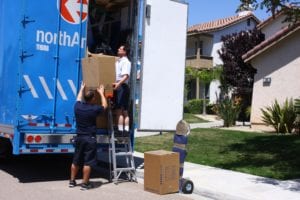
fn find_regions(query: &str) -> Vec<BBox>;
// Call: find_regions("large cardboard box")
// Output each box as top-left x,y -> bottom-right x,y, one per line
144,150 -> 179,195
81,54 -> 116,98
81,54 -> 116,129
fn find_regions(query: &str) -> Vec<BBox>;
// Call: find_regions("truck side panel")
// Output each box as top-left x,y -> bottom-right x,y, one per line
0,1 -> 21,125
18,0 -> 87,128
0,0 -> 89,155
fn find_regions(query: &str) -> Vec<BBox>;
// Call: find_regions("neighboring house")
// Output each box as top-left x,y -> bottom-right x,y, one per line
243,18 -> 300,125
186,11 -> 260,103
256,10 -> 291,39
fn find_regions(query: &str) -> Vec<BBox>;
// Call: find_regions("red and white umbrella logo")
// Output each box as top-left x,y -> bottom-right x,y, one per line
58,0 -> 89,24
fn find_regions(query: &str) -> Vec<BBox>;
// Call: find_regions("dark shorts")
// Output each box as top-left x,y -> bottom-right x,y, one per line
72,135 -> 97,166
113,83 -> 130,111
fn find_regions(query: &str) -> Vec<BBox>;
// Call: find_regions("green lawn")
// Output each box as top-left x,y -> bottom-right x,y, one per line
183,113 -> 209,123
134,128 -> 300,180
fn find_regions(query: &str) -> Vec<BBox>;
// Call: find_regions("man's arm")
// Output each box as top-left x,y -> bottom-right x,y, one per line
97,84 -> 108,109
76,82 -> 85,102
112,74 -> 129,90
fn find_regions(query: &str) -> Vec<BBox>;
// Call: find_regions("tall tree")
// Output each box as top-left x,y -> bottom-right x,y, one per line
218,29 -> 264,94
218,29 -> 265,121
238,0 -> 300,23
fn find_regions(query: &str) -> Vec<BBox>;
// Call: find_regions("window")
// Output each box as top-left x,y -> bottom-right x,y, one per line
247,19 -> 251,26
199,40 -> 203,55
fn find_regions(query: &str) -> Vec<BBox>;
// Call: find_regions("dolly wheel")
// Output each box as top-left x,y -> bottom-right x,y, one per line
182,179 -> 194,194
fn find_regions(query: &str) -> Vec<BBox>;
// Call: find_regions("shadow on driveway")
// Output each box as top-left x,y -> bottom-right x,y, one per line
0,153 -> 145,184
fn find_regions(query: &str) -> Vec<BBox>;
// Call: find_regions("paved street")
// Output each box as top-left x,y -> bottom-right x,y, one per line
0,154 -> 198,200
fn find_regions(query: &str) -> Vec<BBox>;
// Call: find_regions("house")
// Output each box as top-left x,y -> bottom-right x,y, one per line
243,14 -> 300,125
186,11 -> 260,103
256,10 -> 291,39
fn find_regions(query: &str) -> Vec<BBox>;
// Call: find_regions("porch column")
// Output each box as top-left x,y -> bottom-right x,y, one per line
196,77 -> 200,99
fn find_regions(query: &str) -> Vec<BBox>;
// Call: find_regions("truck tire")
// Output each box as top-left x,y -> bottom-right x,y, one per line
181,179 -> 194,194
0,137 -> 12,160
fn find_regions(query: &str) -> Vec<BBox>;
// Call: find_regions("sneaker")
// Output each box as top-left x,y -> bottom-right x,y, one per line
69,180 -> 77,188
80,182 -> 93,190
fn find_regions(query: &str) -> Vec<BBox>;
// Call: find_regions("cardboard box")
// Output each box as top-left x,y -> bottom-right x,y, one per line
144,150 -> 179,195
81,54 -> 116,98
96,109 -> 117,129
81,53 -> 116,129
91,91 -> 117,129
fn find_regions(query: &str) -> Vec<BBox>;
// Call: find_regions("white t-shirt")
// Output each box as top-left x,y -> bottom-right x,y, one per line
115,56 -> 131,84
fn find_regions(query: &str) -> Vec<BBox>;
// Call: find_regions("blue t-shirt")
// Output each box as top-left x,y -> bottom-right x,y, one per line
74,101 -> 104,134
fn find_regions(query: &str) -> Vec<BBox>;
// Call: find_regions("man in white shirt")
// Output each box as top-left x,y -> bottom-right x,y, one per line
113,45 -> 131,135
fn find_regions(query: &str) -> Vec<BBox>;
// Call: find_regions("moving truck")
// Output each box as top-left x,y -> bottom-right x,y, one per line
0,0 -> 188,158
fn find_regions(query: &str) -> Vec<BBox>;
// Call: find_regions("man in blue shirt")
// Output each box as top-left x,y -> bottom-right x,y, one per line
69,82 -> 107,190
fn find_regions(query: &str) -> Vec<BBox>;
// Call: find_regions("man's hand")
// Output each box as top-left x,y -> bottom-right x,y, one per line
80,82 -> 86,90
113,74 -> 129,90
97,84 -> 105,95
77,82 -> 86,101
112,82 -> 120,90
97,84 -> 108,109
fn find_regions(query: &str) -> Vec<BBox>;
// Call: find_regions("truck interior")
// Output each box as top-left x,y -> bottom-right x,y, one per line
87,0 -> 137,56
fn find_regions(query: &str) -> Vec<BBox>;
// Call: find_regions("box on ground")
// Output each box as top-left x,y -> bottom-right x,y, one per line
81,54 -> 116,98
144,150 -> 179,195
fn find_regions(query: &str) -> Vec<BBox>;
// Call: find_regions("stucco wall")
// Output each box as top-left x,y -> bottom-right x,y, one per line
250,29 -> 300,124
260,15 -> 290,39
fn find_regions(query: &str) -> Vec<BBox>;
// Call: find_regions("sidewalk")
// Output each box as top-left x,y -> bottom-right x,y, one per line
134,114 -> 223,138
134,152 -> 300,200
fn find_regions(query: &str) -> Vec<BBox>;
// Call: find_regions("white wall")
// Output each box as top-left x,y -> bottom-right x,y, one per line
260,15 -> 290,39
250,29 -> 300,124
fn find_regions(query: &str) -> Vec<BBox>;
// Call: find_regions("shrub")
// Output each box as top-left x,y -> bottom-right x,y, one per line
294,98 -> 300,135
245,106 -> 251,120
206,104 -> 217,114
216,97 -> 241,127
261,98 -> 296,134
184,99 -> 209,114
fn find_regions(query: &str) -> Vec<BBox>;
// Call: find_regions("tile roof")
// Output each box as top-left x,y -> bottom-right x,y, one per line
188,12 -> 260,34
243,23 -> 300,62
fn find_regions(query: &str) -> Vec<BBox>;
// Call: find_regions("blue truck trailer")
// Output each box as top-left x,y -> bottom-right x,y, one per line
0,0 -> 188,158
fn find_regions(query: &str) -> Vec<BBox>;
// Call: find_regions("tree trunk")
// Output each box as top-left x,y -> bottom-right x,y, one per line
202,85 -> 207,115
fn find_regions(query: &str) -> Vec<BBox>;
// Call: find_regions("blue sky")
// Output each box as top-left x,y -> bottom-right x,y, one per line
187,0 -> 271,26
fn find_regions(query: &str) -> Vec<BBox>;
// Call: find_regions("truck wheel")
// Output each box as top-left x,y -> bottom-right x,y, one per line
181,179 -> 194,194
0,137 -> 12,160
